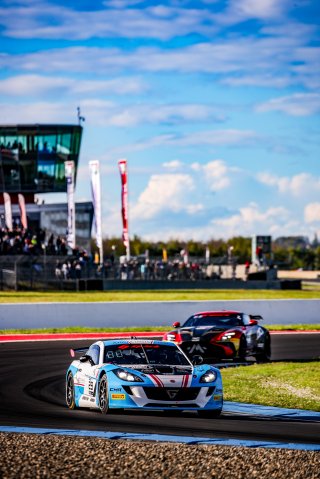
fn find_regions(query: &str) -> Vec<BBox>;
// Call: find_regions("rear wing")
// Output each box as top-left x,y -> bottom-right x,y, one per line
249,314 -> 263,321
70,346 -> 89,358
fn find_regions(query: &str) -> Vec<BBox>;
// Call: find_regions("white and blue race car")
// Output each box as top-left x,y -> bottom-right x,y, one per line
66,339 -> 223,418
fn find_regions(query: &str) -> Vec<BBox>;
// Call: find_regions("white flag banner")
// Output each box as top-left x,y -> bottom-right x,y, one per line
3,192 -> 12,231
89,160 -> 103,264
18,194 -> 28,230
65,160 -> 76,250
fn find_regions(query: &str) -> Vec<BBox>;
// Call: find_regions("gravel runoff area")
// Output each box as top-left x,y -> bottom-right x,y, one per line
0,433 -> 319,479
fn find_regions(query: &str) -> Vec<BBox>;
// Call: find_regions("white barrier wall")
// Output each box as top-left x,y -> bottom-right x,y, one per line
1,300 -> 319,329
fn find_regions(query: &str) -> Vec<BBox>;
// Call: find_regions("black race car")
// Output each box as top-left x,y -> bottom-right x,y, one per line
163,310 -> 271,362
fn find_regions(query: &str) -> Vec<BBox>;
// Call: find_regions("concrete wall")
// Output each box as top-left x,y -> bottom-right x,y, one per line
0,299 -> 319,329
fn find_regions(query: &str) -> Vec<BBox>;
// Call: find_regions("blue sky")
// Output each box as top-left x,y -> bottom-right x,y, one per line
1,0 -> 319,241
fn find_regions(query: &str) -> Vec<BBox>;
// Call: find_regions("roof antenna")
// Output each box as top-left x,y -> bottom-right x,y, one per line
77,106 -> 85,125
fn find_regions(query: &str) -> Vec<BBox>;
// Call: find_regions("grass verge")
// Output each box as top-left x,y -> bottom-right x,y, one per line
0,289 -> 320,303
221,362 -> 320,411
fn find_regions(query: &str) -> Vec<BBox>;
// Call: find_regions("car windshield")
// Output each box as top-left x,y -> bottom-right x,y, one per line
103,343 -> 190,366
183,314 -> 243,327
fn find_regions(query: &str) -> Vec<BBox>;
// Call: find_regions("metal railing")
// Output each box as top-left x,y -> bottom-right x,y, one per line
0,255 -> 241,291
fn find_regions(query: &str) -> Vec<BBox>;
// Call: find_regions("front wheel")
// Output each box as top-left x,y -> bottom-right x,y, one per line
238,335 -> 247,362
98,374 -> 109,414
255,337 -> 271,363
66,373 -> 76,410
198,408 -> 222,419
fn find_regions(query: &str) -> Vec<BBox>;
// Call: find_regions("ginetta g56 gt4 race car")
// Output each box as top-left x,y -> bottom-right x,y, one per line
163,310 -> 271,363
66,339 -> 223,418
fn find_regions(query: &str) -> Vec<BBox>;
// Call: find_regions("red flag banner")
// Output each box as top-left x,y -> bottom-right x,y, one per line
118,159 -> 130,259
18,194 -> 28,230
3,192 -> 12,231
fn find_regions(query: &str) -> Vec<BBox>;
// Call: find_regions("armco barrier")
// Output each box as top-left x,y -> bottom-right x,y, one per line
0,300 -> 319,329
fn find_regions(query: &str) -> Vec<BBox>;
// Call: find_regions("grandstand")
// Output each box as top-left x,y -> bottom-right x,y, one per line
0,124 -> 93,250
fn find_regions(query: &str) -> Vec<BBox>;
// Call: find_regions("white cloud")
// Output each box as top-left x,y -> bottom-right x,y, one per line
169,129 -> 258,147
107,103 -> 223,126
130,173 -> 196,220
0,3 -> 220,41
192,159 -> 231,191
0,35 -> 318,91
0,74 -> 147,97
162,160 -> 183,170
228,0 -> 289,20
0,100 -> 224,127
257,172 -> 320,197
256,93 -> 320,116
211,203 -> 291,238
305,203 -> 320,223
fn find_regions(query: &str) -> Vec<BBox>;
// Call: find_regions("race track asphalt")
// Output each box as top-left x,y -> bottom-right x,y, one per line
0,334 -> 319,446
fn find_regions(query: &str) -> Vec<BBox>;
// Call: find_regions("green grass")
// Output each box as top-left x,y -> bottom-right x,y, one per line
266,324 -> 320,331
0,289 -> 319,303
222,362 -> 320,411
0,326 -> 168,334
0,324 -> 319,335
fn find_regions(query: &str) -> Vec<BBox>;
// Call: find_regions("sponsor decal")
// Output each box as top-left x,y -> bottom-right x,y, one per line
187,344 -> 206,354
167,389 -> 179,399
111,394 -> 126,400
88,378 -> 95,396
110,388 -> 122,392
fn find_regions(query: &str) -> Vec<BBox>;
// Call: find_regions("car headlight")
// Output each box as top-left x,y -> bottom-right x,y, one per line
200,370 -> 217,383
221,332 -> 236,341
113,369 -> 143,382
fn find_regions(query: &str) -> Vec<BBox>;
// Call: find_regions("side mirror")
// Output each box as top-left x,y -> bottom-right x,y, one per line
173,321 -> 180,328
192,355 -> 203,365
80,354 -> 94,365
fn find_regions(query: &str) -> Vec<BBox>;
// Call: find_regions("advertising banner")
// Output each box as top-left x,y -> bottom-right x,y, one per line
89,160 -> 103,265
65,160 -> 75,250
118,158 -> 130,260
3,192 -> 12,231
18,194 -> 28,230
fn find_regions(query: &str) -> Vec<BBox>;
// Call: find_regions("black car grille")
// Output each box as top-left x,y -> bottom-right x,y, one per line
143,387 -> 201,401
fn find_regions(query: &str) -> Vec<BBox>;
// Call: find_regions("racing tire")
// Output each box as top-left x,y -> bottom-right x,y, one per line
238,336 -> 247,362
198,408 -> 222,419
66,373 -> 77,410
255,336 -> 271,363
98,374 -> 109,414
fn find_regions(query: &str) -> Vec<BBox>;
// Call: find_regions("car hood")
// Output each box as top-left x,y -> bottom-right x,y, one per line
181,325 -> 232,338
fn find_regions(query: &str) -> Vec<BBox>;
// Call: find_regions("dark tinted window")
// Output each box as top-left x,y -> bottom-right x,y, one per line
183,314 -> 243,327
103,343 -> 189,366
87,344 -> 100,365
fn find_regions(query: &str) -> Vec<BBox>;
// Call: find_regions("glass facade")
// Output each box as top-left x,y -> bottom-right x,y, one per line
0,125 -> 82,193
